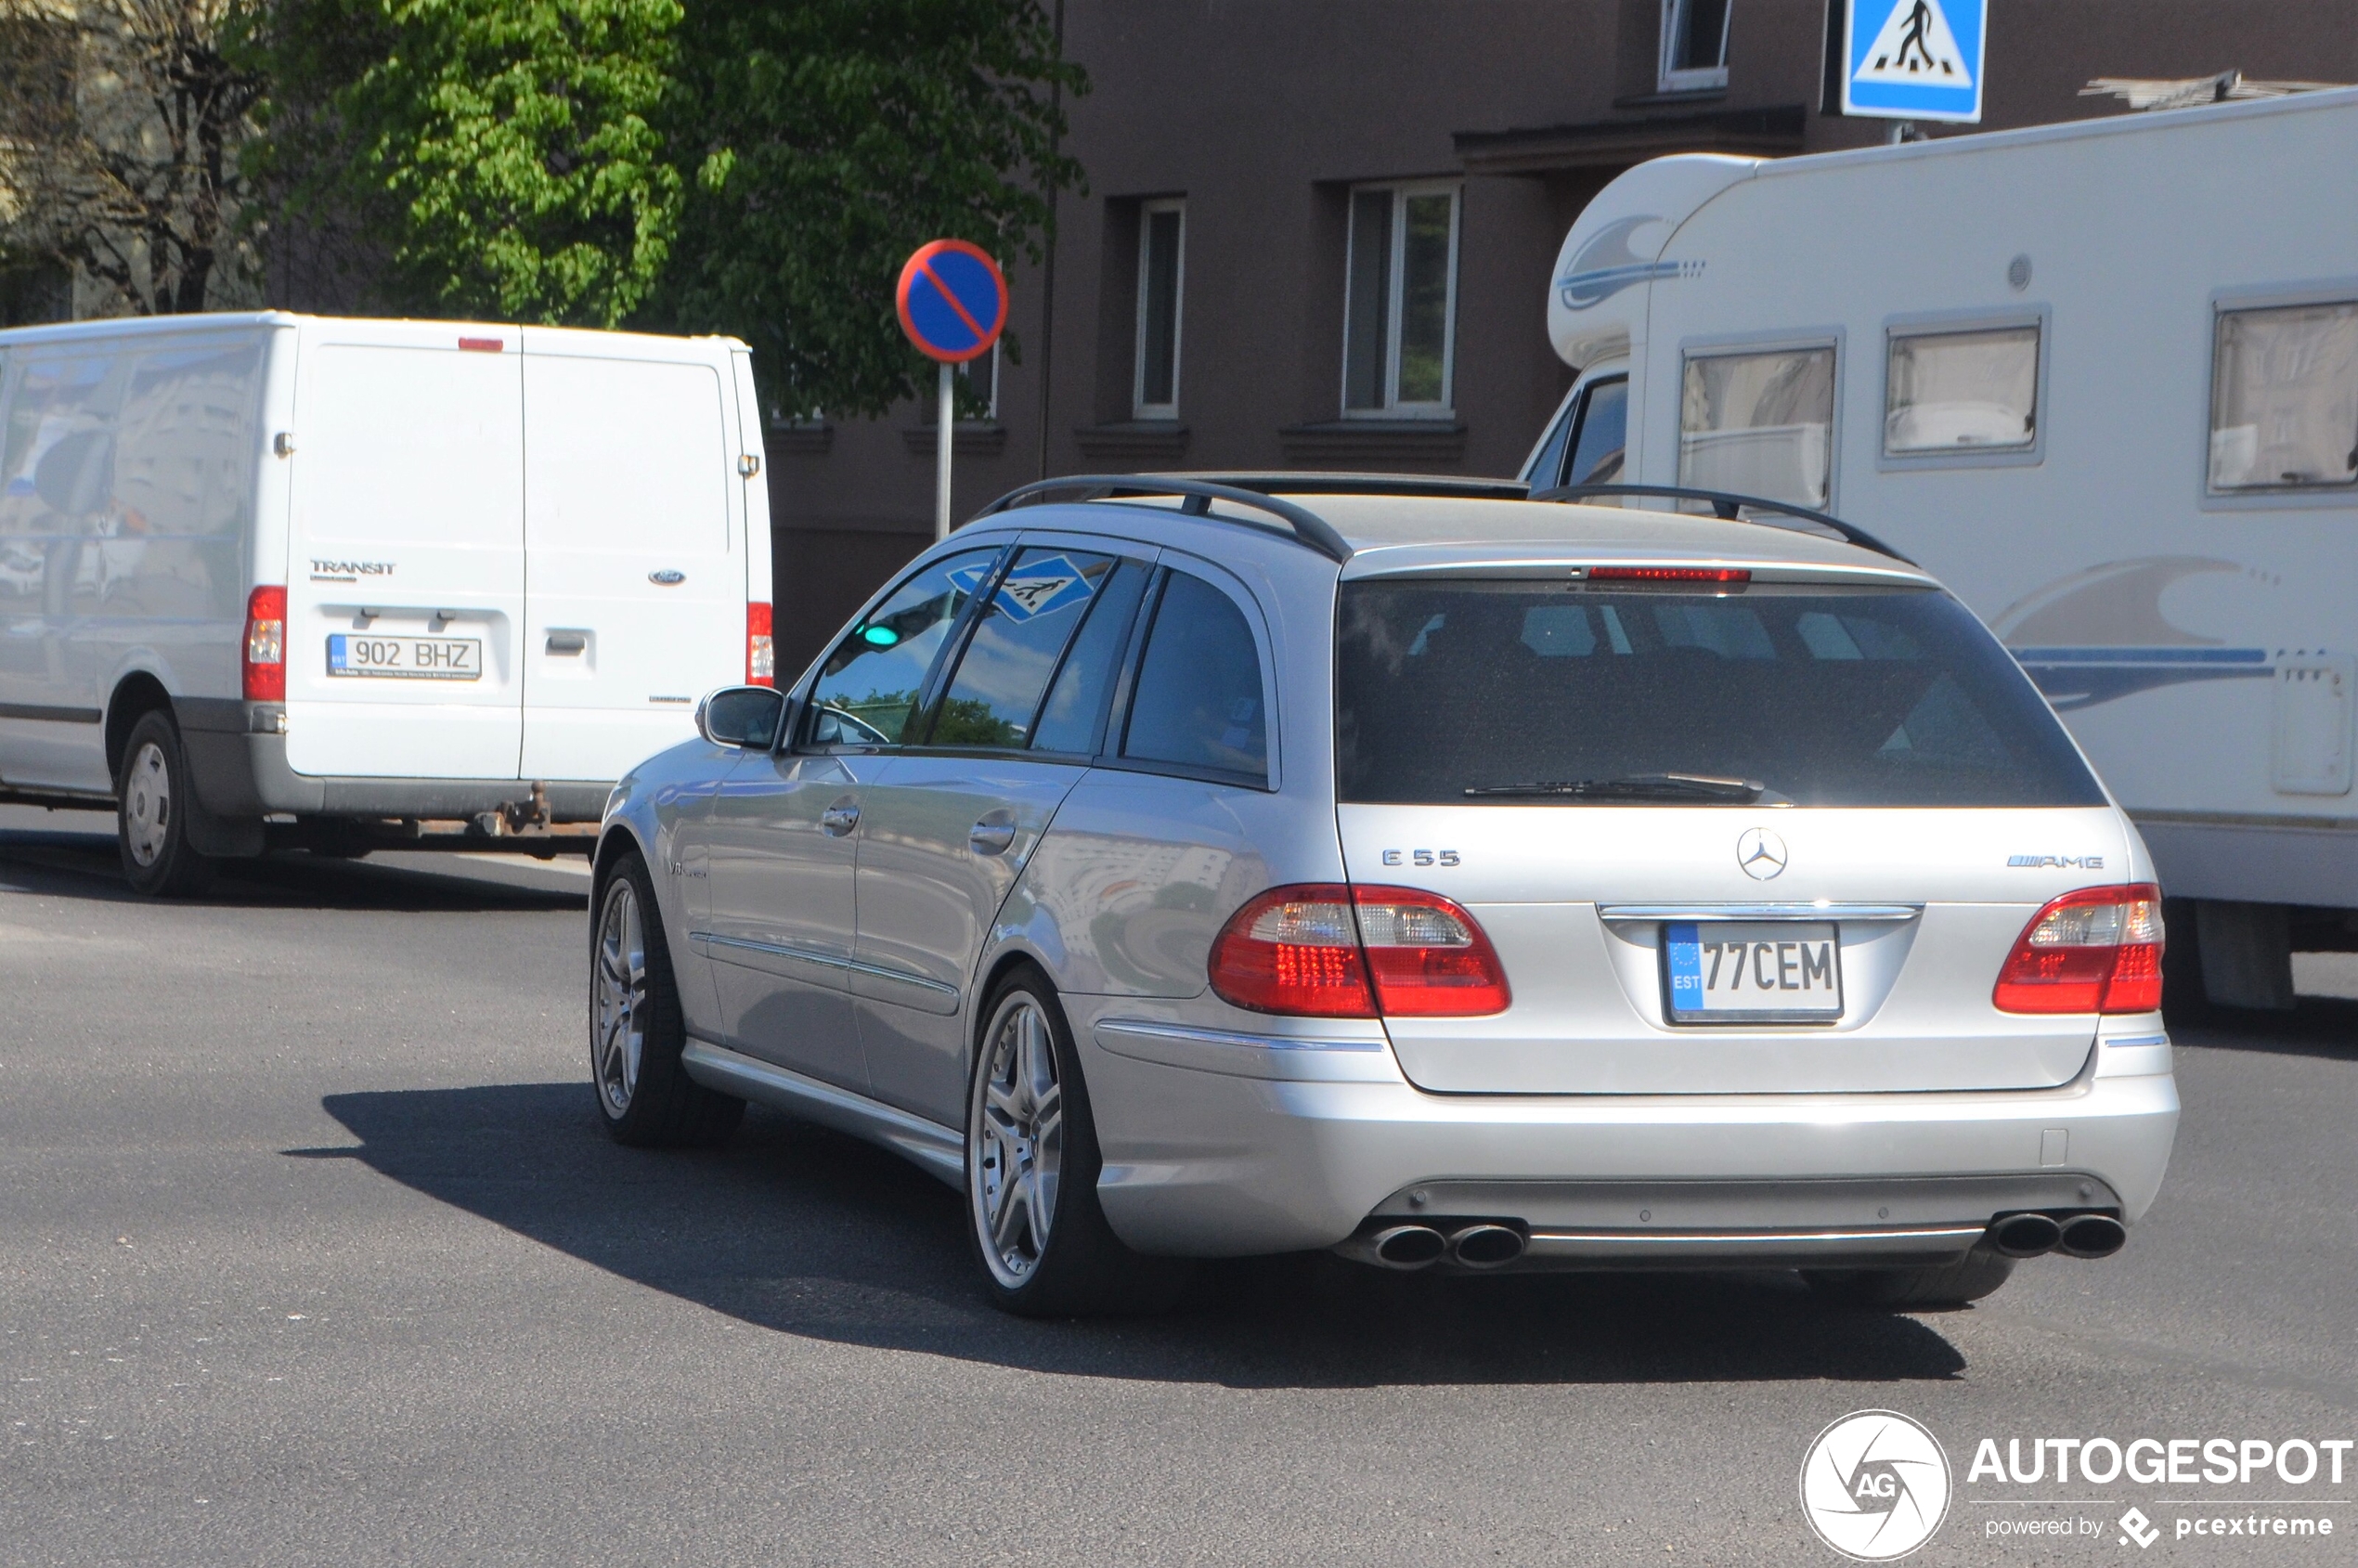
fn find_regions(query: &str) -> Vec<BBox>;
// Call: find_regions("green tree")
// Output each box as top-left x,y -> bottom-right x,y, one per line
650,0 -> 1084,419
246,0 -> 689,326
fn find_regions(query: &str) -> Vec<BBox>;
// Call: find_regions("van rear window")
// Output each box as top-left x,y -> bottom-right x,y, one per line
1335,580 -> 2105,807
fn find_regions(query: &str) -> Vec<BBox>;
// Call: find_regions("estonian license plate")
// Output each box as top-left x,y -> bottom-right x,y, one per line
326,634 -> 482,680
1663,921 -> 1842,1024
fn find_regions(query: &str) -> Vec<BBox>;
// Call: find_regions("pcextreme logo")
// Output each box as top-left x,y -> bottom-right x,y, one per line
1802,1409 -> 1953,1561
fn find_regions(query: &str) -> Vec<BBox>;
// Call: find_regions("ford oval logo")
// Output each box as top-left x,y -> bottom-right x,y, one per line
649,570 -> 686,586
1736,827 -> 1788,881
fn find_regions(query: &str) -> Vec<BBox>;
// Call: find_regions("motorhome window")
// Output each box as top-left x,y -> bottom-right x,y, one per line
1885,326 -> 2039,456
1343,183 -> 1461,416
1678,347 -> 1834,509
808,548 -> 999,747
1134,200 -> 1185,418
2209,301 -> 2358,492
1335,581 -> 2105,808
1565,376 -> 1629,485
1659,0 -> 1730,92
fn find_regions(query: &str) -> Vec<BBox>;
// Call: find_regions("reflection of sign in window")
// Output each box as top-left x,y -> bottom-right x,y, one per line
1678,346 -> 1836,509
2209,300 -> 2358,492
1885,324 -> 2039,456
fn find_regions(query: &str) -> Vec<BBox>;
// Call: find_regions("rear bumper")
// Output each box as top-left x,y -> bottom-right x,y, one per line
1079,1011 -> 2179,1261
175,701 -> 607,822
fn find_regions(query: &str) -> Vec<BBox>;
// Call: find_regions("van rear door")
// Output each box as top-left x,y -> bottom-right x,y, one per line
519,331 -> 742,782
285,320 -> 525,780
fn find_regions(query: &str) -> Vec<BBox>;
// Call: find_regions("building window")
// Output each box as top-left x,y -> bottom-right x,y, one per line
1134,200 -> 1185,418
1885,324 -> 2040,456
2209,300 -> 2358,493
1678,345 -> 1837,509
1659,0 -> 1730,93
960,342 -> 998,421
1343,183 -> 1461,417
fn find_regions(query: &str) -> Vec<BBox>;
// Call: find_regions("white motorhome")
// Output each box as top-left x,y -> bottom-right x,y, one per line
1520,87 -> 2358,1009
0,312 -> 773,893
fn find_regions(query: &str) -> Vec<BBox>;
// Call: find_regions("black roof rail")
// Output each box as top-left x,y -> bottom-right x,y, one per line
1153,471 -> 1533,502
973,474 -> 1354,564
1529,483 -> 1917,566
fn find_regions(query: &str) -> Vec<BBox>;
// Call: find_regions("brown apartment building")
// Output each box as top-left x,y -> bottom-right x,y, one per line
766,0 -> 2352,668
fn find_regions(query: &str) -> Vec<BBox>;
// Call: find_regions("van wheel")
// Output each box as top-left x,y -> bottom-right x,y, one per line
116,710 -> 218,898
1804,1247 -> 2017,1311
965,965 -> 1194,1316
590,850 -> 743,1147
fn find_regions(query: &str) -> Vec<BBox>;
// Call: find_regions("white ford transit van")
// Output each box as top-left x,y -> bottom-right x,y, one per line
0,312 -> 774,893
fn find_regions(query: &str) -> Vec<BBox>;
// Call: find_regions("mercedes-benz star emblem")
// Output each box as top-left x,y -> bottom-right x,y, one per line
1737,827 -> 1788,881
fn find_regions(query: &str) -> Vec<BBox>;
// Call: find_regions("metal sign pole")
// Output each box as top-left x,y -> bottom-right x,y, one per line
936,362 -> 954,540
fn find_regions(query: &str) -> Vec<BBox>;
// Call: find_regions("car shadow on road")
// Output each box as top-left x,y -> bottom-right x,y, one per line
0,829 -> 584,914
304,1081 -> 1970,1390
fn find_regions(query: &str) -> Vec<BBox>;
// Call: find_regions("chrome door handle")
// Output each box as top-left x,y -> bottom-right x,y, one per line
968,816 -> 1017,855
820,799 -> 861,836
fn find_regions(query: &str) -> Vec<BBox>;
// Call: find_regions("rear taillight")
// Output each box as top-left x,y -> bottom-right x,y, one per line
746,601 -> 774,686
243,585 -> 286,701
1993,884 -> 2164,1014
1208,883 -> 1509,1018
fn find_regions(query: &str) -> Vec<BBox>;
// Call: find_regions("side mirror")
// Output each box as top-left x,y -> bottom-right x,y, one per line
695,685 -> 787,749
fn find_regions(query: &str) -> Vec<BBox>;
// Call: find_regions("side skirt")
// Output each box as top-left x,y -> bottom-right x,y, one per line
680,1038 -> 965,1189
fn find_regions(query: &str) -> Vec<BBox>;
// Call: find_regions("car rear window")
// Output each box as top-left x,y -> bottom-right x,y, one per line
1335,580 -> 2105,807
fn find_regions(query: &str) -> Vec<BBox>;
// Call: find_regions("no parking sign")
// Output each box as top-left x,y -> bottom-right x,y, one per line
897,240 -> 1010,540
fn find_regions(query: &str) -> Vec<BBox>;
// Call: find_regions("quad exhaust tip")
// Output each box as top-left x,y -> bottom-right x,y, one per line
1448,1223 -> 1527,1268
2056,1213 -> 2127,1259
1987,1211 -> 2127,1260
1367,1222 -> 1528,1270
1371,1225 -> 1449,1269
1989,1212 -> 2065,1258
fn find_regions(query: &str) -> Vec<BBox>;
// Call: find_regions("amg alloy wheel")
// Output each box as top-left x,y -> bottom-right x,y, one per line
970,990 -> 1065,1289
962,967 -> 1193,1316
588,849 -> 743,1147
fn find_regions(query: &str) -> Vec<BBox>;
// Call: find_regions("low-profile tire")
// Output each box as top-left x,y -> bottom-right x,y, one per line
116,709 -> 218,898
1804,1246 -> 2018,1310
965,965 -> 1194,1317
590,849 -> 744,1147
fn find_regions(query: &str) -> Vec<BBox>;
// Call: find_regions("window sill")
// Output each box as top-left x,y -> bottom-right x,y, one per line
1277,420 -> 1467,465
1614,87 -> 1729,109
903,423 -> 1007,458
1074,421 -> 1191,461
767,421 -> 834,456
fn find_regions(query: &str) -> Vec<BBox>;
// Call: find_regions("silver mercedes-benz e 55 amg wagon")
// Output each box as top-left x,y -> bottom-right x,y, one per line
588,476 -> 2178,1316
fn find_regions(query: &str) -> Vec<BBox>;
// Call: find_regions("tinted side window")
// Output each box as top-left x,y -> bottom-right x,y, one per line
931,549 -> 1119,748
1121,569 -> 1267,782
807,548 -> 998,745
1030,559 -> 1150,754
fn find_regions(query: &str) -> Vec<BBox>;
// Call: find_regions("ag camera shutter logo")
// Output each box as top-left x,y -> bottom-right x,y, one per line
1801,1410 -> 1952,1561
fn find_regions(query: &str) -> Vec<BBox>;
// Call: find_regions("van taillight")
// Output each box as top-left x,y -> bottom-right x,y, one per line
1208,884 -> 1509,1018
747,601 -> 774,686
1993,884 -> 2164,1014
243,586 -> 286,701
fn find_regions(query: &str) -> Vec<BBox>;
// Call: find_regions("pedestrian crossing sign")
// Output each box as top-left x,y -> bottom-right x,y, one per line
1841,0 -> 1987,123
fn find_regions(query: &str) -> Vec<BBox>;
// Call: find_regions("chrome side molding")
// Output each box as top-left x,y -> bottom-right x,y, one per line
680,1039 -> 965,1187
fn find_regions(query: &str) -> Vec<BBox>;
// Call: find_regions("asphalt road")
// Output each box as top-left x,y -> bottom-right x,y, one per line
5,804 -> 2354,1567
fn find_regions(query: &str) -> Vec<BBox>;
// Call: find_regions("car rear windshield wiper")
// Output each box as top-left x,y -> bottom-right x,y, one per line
1462,772 -> 1769,802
